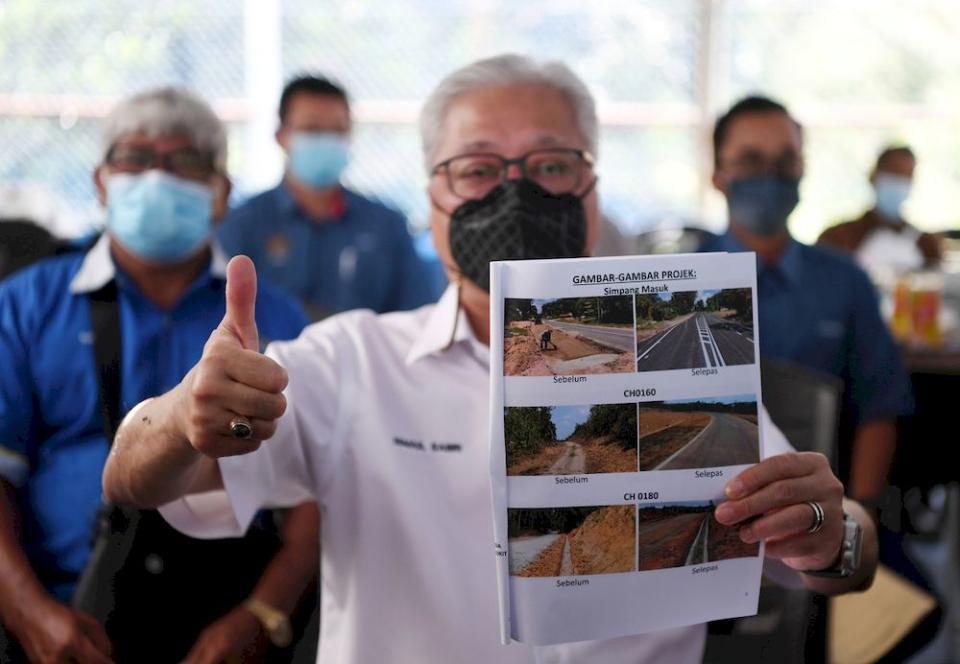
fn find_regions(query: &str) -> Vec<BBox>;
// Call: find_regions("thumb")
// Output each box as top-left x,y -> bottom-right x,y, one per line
222,255 -> 259,351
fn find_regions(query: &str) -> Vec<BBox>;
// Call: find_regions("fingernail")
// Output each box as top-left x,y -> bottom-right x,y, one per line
726,479 -> 746,499
740,527 -> 756,543
715,504 -> 734,523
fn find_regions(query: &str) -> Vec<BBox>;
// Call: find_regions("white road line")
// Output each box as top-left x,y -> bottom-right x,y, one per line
684,516 -> 710,566
653,416 -> 716,470
701,518 -> 710,562
638,422 -> 678,440
547,320 -> 634,337
696,316 -> 710,366
637,319 -> 682,361
704,318 -> 726,367
696,315 -> 726,367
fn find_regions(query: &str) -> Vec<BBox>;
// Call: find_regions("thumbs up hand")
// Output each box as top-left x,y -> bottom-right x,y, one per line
221,253 -> 261,352
176,256 -> 289,458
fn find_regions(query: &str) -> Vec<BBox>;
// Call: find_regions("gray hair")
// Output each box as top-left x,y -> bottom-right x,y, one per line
419,54 -> 598,169
101,87 -> 227,170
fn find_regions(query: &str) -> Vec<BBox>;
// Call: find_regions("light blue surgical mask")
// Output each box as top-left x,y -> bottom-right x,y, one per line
874,173 -> 912,221
288,132 -> 350,188
106,171 -> 213,262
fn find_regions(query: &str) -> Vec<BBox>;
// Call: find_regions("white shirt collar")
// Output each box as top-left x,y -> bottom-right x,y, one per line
406,284 -> 482,365
68,233 -> 229,294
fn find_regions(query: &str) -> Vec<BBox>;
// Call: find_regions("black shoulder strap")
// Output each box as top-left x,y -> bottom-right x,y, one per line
88,280 -> 122,443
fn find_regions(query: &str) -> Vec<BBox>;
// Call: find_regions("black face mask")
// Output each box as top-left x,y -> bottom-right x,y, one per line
447,178 -> 588,292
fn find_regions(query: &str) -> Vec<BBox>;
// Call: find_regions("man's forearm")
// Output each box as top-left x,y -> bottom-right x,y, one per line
848,419 -> 897,503
247,502 -> 320,615
801,499 -> 878,595
104,274 -> 290,508
103,390 -> 221,508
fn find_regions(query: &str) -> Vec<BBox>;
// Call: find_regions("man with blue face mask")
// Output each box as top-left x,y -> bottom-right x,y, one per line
701,96 -> 913,512
818,145 -> 943,271
0,88 -> 319,664
218,75 -> 438,320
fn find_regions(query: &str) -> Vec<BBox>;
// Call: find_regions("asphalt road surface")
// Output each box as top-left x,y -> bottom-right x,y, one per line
684,516 -> 710,566
656,414 -> 759,470
636,314 -> 754,371
546,319 -> 635,353
637,513 -> 705,570
549,442 -> 586,474
509,534 -> 561,574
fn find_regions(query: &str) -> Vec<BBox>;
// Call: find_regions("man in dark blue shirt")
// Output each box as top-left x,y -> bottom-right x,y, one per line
218,75 -> 438,319
0,88 -> 316,664
701,96 -> 913,505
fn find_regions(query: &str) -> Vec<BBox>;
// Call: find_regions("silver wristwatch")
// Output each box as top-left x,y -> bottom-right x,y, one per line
804,512 -> 862,578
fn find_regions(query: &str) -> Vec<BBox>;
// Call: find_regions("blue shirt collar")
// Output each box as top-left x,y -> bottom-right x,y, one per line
275,180 -> 349,221
712,231 -> 804,287
69,233 -> 228,295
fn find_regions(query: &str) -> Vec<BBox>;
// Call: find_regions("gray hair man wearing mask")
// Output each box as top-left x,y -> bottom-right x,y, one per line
0,87 -> 317,664
103,58 -> 878,664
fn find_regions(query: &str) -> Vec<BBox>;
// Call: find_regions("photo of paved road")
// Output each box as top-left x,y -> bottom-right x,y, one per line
635,288 -> 755,372
636,313 -> 754,371
637,396 -> 759,471
504,297 -> 636,376
544,319 -> 635,353
657,412 -> 759,470
505,404 -> 638,476
509,506 -> 636,577
637,503 -> 759,571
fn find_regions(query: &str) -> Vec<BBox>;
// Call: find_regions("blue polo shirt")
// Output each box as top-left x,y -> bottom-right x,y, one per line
217,184 -> 439,318
0,236 -> 308,600
701,232 -> 913,430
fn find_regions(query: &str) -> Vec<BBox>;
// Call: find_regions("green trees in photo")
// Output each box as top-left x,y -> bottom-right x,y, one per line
508,506 -> 600,536
705,289 -> 753,325
572,404 -> 637,450
504,407 -> 557,458
505,298 -> 536,325
539,296 -> 633,325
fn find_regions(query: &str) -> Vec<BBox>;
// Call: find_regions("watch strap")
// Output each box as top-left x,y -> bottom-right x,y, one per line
803,512 -> 862,578
243,597 -> 293,647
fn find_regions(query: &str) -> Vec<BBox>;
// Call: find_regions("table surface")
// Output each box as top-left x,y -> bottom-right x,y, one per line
903,348 -> 960,375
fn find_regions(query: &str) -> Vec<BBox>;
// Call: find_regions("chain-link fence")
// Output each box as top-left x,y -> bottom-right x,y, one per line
1,0 -> 958,241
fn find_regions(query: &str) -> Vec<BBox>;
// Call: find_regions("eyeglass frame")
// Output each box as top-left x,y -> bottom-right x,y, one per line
104,143 -> 218,181
716,149 -> 804,181
430,147 -> 596,200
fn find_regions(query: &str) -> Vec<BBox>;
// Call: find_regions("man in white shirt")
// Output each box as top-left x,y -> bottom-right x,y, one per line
103,54 -> 877,663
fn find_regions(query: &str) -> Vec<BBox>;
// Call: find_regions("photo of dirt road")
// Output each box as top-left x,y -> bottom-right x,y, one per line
505,404 -> 638,475
637,502 -> 759,571
509,506 -> 636,577
636,395 -> 759,470
635,289 -> 755,372
504,296 -> 636,376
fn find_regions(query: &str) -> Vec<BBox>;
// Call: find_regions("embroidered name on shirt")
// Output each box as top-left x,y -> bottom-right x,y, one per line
393,437 -> 425,450
393,437 -> 462,453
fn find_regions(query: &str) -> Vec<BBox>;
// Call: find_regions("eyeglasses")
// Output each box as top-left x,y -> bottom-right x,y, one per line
105,144 -> 216,180
718,150 -> 802,180
431,148 -> 594,200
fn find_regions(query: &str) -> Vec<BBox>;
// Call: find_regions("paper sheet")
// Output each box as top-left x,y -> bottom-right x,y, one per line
489,252 -> 766,645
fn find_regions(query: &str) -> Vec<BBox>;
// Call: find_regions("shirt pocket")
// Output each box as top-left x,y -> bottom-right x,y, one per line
798,319 -> 846,374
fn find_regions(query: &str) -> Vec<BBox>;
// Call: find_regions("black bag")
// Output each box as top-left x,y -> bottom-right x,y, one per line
73,279 -> 283,663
